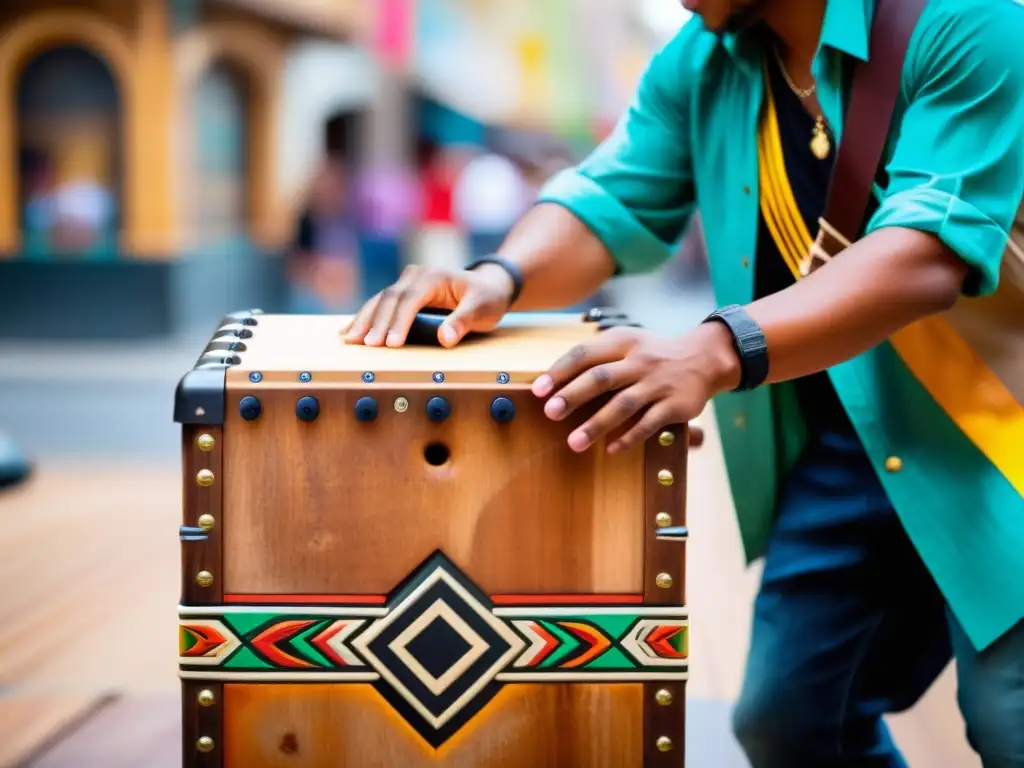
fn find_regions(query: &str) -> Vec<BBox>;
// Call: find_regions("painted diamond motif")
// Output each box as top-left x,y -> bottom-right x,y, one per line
351,552 -> 525,748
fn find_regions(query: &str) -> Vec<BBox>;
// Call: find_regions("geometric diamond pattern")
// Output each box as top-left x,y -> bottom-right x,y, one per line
352,552 -> 525,747
178,551 -> 689,749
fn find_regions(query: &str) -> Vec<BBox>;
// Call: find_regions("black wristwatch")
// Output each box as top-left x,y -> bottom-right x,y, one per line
466,255 -> 523,307
701,304 -> 769,392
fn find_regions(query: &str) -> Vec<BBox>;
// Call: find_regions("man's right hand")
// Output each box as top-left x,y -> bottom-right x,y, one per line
343,263 -> 516,348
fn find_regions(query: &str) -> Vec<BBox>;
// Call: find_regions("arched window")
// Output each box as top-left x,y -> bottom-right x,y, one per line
17,45 -> 122,259
193,59 -> 251,250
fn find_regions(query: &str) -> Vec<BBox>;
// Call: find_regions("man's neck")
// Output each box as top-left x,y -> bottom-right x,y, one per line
761,0 -> 827,64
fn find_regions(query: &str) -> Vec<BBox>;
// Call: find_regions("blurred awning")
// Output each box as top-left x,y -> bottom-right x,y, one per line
209,0 -> 369,38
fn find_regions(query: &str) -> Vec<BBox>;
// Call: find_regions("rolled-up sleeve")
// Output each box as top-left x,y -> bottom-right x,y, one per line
537,26 -> 699,275
866,1 -> 1024,297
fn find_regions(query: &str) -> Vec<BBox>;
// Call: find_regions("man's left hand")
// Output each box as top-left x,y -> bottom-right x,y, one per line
531,323 -> 740,454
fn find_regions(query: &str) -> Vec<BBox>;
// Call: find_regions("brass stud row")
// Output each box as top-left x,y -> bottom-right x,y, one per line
654,433 -> 680,758
196,690 -> 216,753
655,433 -> 677,587
195,452 -> 217,587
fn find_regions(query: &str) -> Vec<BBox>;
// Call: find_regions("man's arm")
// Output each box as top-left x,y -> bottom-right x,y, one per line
344,24 -> 702,346
740,0 -> 1024,386
493,25 -> 701,310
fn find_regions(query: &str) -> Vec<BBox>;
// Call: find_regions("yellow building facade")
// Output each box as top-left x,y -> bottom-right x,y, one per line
0,0 -> 364,259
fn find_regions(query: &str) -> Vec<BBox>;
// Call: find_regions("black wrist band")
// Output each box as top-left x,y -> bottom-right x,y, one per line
465,255 -> 523,307
701,304 -> 769,392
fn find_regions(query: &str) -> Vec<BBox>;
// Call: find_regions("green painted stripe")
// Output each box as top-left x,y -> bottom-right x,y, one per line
180,628 -> 198,653
539,620 -> 579,668
223,644 -> 273,670
222,612 -> 286,638
291,621 -> 333,668
583,645 -> 635,670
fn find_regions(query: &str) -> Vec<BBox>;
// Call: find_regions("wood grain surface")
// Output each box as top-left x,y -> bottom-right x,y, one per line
222,683 -> 642,768
222,313 -> 607,386
221,388 -> 644,596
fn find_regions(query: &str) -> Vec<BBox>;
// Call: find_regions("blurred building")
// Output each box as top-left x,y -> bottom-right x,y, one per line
0,0 -> 681,341
0,0 -> 370,339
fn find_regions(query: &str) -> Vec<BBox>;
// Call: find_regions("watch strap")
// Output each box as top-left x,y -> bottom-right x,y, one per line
702,304 -> 769,392
465,255 -> 523,307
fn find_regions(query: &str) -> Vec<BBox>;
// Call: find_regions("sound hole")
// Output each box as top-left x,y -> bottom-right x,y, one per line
423,442 -> 450,467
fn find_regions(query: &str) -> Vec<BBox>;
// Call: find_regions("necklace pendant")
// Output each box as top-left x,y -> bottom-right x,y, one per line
811,117 -> 831,160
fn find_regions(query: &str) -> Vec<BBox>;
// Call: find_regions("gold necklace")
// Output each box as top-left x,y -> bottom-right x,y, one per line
771,44 -> 831,160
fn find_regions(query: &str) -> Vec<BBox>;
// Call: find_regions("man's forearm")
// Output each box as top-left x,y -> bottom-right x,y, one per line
739,227 -> 967,386
496,203 -> 618,309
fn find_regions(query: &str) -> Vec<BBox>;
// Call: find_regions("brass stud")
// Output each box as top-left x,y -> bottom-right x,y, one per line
657,431 -> 675,447
197,514 -> 215,532
196,736 -> 215,753
884,456 -> 903,473
656,736 -> 673,752
196,433 -> 215,452
657,469 -> 674,486
743,184 -> 751,195
196,469 -> 215,487
655,572 -> 673,589
196,571 -> 214,588
734,413 -> 746,429
394,397 -> 409,413
195,406 -> 206,418
197,689 -> 216,707
654,688 -> 673,706
741,257 -> 750,268
655,512 -> 672,528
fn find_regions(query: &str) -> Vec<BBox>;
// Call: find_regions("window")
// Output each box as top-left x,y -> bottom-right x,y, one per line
17,45 -> 122,259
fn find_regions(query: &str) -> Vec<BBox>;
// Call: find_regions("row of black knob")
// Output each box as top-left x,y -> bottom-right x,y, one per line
238,395 -> 517,424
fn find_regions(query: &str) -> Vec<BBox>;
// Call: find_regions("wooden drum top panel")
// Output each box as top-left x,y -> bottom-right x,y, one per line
221,312 -> 602,385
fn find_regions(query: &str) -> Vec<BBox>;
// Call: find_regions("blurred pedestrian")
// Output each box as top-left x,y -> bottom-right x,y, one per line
410,137 -> 466,272
287,159 -> 361,314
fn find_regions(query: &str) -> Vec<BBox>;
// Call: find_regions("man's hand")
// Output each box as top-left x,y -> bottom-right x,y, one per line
343,264 -> 515,348
532,323 -> 739,454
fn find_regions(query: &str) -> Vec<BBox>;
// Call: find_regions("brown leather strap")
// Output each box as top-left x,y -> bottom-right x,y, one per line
822,0 -> 930,244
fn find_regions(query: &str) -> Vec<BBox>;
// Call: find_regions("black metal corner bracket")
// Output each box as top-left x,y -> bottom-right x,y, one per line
173,308 -> 263,426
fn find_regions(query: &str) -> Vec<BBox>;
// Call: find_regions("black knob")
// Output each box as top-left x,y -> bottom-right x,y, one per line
490,396 -> 516,423
239,396 -> 261,421
355,396 -> 378,422
426,396 -> 451,423
296,396 -> 320,421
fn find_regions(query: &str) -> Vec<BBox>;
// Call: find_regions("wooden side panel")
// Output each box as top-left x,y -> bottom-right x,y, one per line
182,425 -> 226,767
643,426 -> 688,766
222,683 -> 642,768
221,388 -> 644,596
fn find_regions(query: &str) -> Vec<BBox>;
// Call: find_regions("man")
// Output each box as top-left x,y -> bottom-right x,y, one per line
346,0 -> 1024,764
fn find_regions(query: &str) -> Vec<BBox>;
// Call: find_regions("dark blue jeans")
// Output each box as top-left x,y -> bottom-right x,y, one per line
732,431 -> 1024,767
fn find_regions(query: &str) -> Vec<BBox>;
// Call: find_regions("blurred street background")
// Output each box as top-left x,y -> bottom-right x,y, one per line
0,1 -> 972,765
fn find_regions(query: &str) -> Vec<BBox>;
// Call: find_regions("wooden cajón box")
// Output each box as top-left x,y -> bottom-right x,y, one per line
175,309 -> 690,767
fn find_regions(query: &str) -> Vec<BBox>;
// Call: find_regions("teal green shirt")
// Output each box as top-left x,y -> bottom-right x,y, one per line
539,0 -> 1024,651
